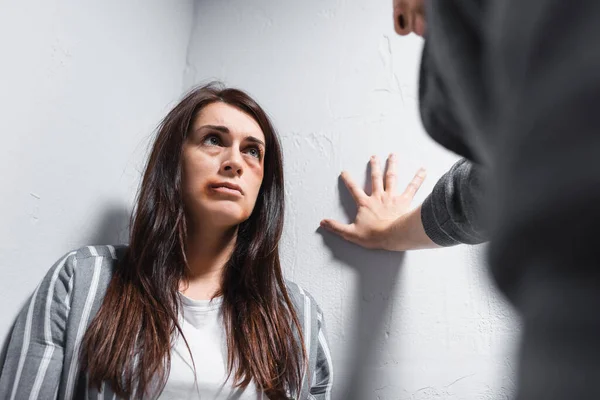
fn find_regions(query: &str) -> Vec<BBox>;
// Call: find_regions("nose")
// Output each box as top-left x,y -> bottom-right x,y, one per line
393,1 -> 426,37
393,1 -> 412,36
394,12 -> 412,36
220,149 -> 243,177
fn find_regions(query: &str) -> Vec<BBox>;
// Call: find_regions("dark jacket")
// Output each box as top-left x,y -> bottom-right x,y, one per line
419,1 -> 600,399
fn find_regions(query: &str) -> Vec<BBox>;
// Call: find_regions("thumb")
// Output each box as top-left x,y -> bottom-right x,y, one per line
320,219 -> 356,241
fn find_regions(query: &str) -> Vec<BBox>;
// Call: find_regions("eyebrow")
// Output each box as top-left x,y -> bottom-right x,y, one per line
196,124 -> 266,147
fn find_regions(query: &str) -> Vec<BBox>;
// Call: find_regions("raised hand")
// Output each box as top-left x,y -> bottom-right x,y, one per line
321,154 -> 427,251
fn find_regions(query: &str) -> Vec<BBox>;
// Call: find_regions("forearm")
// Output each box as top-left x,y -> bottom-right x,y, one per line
385,203 -> 441,251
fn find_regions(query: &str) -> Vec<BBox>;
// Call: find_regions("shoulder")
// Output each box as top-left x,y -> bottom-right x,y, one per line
43,245 -> 128,294
72,244 -> 127,261
284,280 -> 325,322
20,245 -> 128,333
66,244 -> 127,272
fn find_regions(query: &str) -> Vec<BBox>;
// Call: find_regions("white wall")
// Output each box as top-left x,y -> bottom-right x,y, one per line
0,0 -> 194,351
187,1 -> 519,399
1,1 -> 519,399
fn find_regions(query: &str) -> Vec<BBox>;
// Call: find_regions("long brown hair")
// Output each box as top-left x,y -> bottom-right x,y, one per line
80,83 -> 306,399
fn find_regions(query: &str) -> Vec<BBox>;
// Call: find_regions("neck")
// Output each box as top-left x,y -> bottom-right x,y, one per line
181,224 -> 237,300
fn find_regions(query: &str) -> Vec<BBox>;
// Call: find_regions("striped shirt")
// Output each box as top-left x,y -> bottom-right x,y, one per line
0,245 -> 333,400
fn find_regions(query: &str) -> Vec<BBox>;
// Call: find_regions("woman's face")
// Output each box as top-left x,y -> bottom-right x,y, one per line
182,102 -> 266,230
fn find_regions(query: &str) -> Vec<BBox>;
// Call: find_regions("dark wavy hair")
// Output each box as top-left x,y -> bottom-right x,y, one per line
80,83 -> 306,399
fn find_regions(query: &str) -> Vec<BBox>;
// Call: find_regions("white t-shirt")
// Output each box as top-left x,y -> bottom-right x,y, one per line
157,293 -> 266,400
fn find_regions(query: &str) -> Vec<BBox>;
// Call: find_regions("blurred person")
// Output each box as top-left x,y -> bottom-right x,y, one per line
322,1 -> 600,399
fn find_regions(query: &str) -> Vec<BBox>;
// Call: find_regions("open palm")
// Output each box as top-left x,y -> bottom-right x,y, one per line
321,154 -> 426,250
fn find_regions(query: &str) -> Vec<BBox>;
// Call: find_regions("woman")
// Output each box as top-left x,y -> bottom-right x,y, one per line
0,83 -> 333,399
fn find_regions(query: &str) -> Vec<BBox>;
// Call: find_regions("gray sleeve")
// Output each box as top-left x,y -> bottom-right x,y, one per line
0,251 -> 76,399
420,158 -> 488,246
309,306 -> 333,400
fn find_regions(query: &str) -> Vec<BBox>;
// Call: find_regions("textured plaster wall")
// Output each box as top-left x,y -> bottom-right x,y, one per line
187,1 -> 520,399
1,1 -> 520,399
0,0 -> 194,359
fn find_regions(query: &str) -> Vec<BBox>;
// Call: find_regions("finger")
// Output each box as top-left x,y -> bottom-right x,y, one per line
320,219 -> 356,241
384,153 -> 398,193
370,156 -> 384,195
340,171 -> 367,204
402,168 -> 427,198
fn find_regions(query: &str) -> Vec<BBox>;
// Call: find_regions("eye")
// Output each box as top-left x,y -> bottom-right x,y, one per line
203,134 -> 221,146
245,146 -> 262,159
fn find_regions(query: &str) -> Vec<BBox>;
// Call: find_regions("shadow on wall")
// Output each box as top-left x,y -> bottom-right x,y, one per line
319,163 -> 406,400
85,204 -> 131,246
0,204 -> 131,372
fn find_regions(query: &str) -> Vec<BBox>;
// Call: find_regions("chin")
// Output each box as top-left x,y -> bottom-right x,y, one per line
205,205 -> 250,228
211,214 -> 245,228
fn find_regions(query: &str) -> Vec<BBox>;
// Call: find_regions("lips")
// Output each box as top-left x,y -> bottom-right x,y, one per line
210,182 -> 244,196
